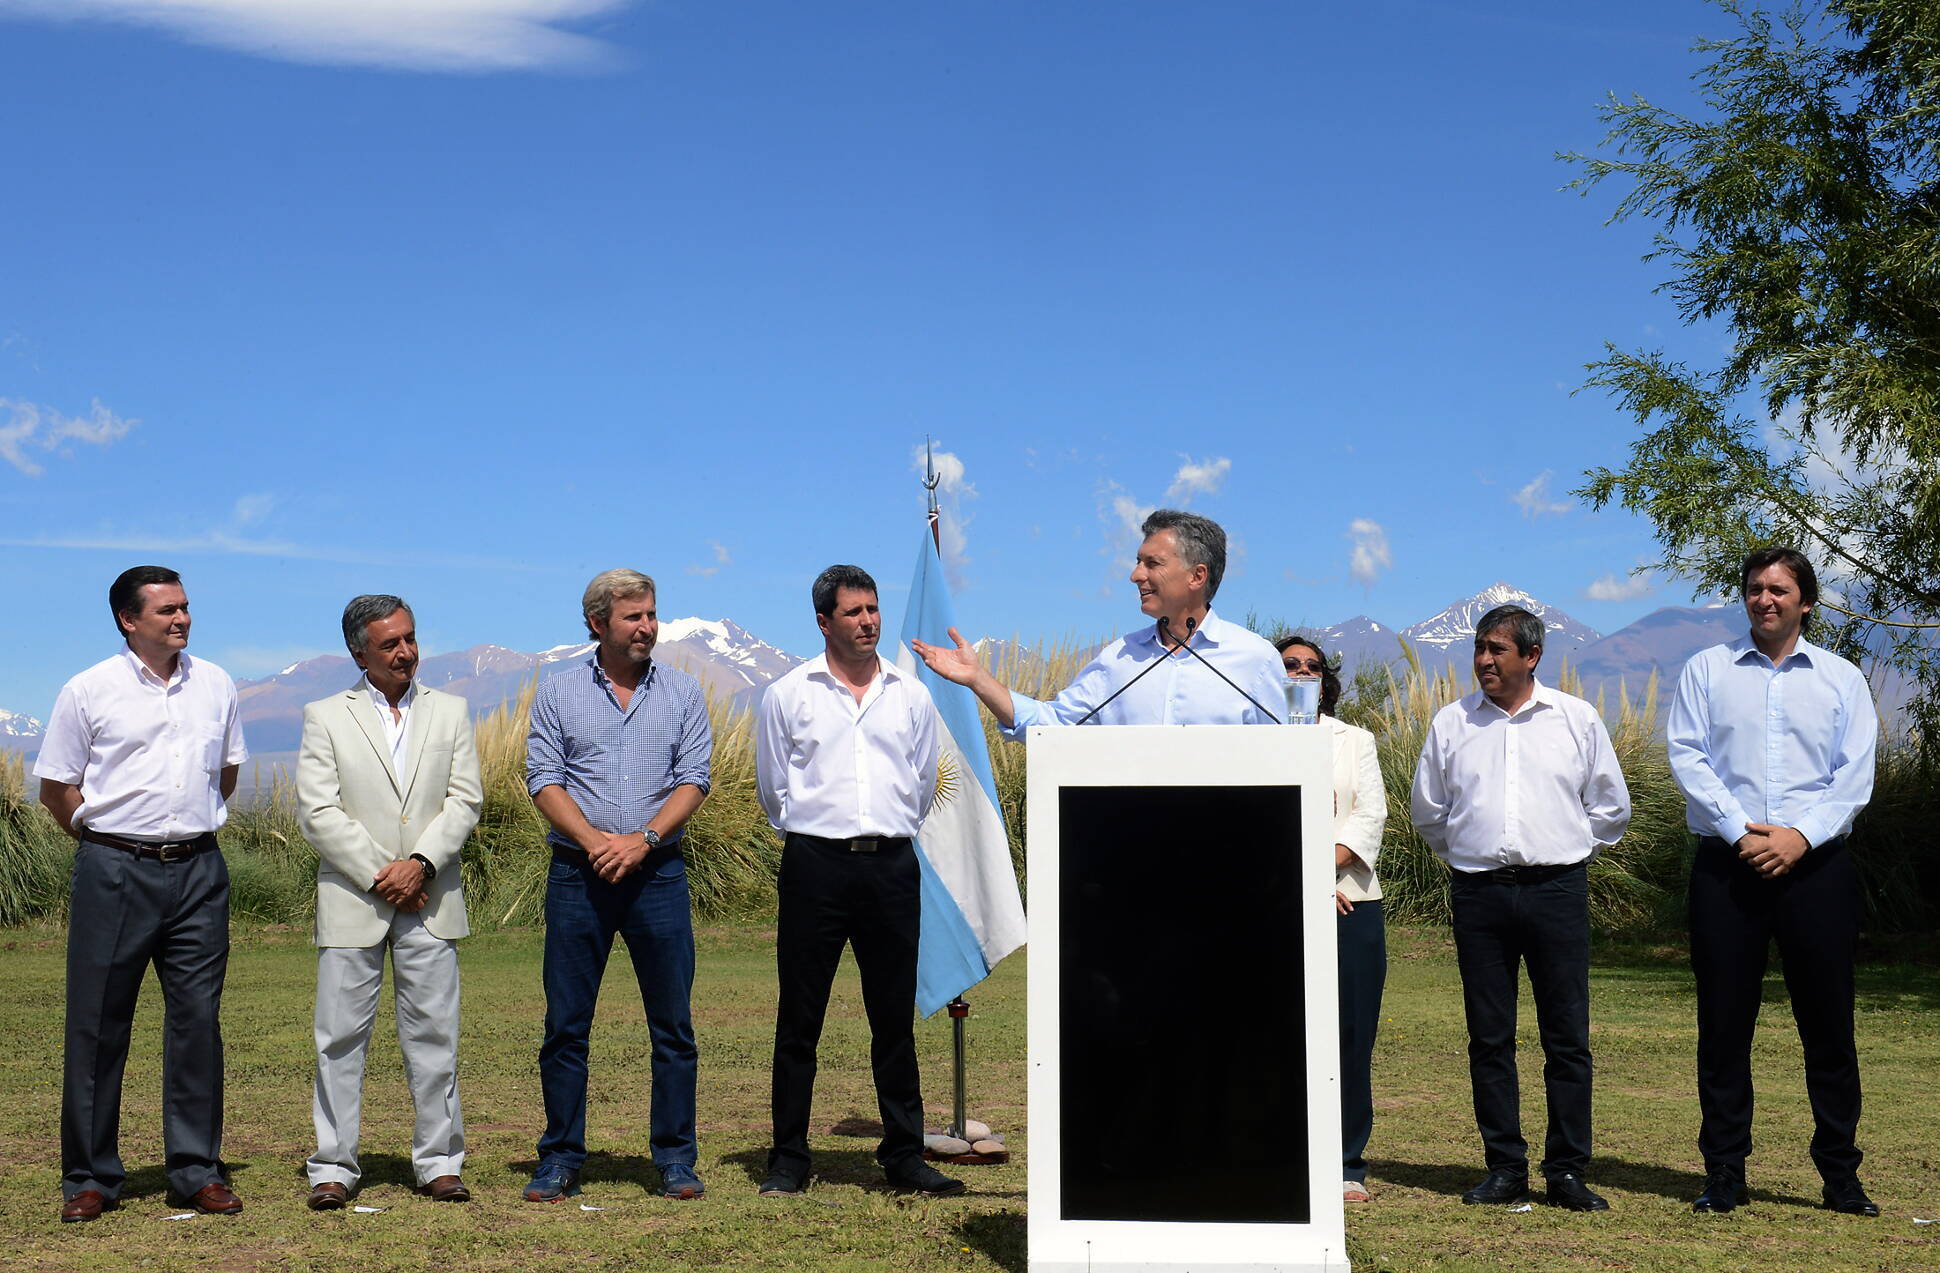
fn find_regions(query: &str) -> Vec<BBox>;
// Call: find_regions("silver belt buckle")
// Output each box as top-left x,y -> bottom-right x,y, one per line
157,841 -> 195,863
850,837 -> 880,853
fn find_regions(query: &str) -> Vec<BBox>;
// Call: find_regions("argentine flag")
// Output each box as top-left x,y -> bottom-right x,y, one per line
896,523 -> 1029,1015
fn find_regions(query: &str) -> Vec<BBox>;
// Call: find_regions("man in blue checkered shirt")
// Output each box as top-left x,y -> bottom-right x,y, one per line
523,568 -> 713,1203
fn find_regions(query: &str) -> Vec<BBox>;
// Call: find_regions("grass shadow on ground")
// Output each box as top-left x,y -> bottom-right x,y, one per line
955,1209 -> 1026,1273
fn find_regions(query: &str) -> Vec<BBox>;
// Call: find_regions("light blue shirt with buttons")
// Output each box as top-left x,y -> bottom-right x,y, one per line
999,608 -> 1286,740
1666,634 -> 1877,849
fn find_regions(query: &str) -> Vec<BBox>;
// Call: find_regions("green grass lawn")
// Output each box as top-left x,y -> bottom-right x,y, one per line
1,924 -> 1936,1273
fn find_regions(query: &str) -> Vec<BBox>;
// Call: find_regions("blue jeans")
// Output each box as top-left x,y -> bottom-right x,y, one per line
537,847 -> 697,1170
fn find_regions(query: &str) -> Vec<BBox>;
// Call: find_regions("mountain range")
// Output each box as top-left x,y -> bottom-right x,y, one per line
0,589 -> 1779,760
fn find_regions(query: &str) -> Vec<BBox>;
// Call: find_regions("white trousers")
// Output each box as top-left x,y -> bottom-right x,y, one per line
306,910 -> 464,1188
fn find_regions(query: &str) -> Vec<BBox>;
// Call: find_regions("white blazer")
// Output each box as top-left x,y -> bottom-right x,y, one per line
1329,717 -> 1387,902
296,683 -> 482,946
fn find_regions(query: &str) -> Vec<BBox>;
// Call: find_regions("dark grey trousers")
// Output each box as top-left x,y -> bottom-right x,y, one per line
63,838 -> 230,1201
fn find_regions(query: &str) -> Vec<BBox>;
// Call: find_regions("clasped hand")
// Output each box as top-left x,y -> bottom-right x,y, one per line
371,858 -> 428,912
1737,823 -> 1809,878
587,830 -> 649,883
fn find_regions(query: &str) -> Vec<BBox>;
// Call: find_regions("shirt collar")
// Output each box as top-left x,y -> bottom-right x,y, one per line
120,645 -> 189,688
805,652 -> 901,686
1131,607 -> 1228,650
1468,676 -> 1557,720
588,654 -> 656,689
1729,632 -> 1820,669
359,674 -> 416,711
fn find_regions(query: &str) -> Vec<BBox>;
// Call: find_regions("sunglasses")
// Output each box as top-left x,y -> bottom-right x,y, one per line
1283,658 -> 1325,674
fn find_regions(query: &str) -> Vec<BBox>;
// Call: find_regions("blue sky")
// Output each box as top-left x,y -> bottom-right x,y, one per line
0,0 -> 1743,719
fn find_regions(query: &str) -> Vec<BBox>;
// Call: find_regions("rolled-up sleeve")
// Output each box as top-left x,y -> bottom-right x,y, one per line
670,683 -> 713,795
998,660 -> 1111,743
525,681 -> 566,796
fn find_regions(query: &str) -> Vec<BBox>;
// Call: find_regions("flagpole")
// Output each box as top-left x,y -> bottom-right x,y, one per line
921,437 -> 1008,1165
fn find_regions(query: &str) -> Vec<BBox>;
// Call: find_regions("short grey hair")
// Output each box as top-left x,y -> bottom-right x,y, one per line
582,568 -> 656,639
342,595 -> 412,655
1475,604 -> 1545,658
1140,509 -> 1227,601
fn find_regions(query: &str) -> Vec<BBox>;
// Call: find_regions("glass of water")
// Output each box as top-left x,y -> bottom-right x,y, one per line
1283,675 -> 1321,725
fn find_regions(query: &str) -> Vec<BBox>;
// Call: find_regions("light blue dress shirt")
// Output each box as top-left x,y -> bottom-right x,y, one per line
1666,634 -> 1877,849
1000,608 -> 1286,741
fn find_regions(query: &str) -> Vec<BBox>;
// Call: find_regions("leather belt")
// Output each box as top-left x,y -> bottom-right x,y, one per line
82,830 -> 218,863
1465,860 -> 1586,885
791,833 -> 912,854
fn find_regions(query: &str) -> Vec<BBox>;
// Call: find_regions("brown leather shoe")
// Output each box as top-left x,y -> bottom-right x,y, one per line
60,1190 -> 114,1223
186,1182 -> 243,1214
306,1182 -> 349,1211
416,1175 -> 470,1203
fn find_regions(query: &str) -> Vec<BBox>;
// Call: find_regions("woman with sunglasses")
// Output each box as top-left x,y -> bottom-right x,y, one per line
1275,634 -> 1387,1204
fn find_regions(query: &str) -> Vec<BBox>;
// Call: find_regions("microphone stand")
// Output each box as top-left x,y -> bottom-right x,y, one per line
1074,615 -> 1283,725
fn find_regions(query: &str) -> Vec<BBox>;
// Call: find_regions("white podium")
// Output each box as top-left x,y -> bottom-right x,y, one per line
1026,725 -> 1347,1273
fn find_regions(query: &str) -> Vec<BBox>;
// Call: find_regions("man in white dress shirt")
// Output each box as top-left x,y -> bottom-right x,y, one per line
36,565 -> 249,1222
1411,604 -> 1630,1213
296,595 -> 482,1210
754,564 -> 964,1199
1668,548 -> 1878,1217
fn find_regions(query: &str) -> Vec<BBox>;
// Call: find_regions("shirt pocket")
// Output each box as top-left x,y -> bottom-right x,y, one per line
194,723 -> 228,774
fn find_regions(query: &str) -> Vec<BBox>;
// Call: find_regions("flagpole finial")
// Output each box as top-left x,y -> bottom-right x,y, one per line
923,436 -> 941,549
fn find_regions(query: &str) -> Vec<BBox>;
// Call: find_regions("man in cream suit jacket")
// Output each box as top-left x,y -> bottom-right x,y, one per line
296,595 -> 482,1209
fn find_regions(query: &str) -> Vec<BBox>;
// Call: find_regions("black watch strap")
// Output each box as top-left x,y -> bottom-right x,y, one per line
410,852 -> 437,883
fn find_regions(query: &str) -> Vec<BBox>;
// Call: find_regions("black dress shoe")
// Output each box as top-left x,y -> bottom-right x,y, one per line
1692,1170 -> 1747,1214
1822,1178 -> 1879,1216
1544,1173 -> 1609,1212
884,1162 -> 965,1196
757,1172 -> 805,1197
1460,1168 -> 1530,1206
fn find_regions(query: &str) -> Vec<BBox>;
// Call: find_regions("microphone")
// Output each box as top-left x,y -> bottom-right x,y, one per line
1073,615 -> 1283,725
1073,615 -> 1189,725
1166,616 -> 1284,724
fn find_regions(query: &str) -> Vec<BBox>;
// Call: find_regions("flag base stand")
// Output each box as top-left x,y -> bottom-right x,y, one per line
922,997 -> 1011,1166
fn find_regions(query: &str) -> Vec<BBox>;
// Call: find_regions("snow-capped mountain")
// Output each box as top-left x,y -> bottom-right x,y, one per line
0,708 -> 44,754
1400,582 -> 1602,656
233,618 -> 803,754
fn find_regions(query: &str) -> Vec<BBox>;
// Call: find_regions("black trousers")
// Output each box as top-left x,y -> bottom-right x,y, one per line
63,838 -> 230,1201
1690,835 -> 1863,1183
1450,862 -> 1593,1179
1338,900 -> 1386,1182
768,834 -> 925,1180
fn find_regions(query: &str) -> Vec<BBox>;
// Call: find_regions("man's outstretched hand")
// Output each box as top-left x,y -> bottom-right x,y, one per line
908,626 -> 981,686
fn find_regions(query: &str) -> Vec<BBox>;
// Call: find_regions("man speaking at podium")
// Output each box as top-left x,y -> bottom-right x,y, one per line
909,509 -> 1284,731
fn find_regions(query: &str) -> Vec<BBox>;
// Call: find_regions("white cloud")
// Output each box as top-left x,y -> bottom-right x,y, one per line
1164,455 -> 1231,505
1512,470 -> 1573,519
1583,571 -> 1657,603
0,397 -> 136,476
1346,518 -> 1391,588
913,444 -> 976,586
685,539 -> 730,577
0,0 -> 630,73
232,492 -> 275,526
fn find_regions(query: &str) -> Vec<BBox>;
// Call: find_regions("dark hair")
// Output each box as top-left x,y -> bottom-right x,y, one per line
341,595 -> 413,655
108,565 -> 182,641
1741,546 -> 1818,629
1139,509 -> 1227,601
1475,604 -> 1545,657
813,564 -> 878,617
1274,633 -> 1342,717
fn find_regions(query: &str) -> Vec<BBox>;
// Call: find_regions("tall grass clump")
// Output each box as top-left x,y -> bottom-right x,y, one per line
0,751 -> 72,925
220,767 -> 319,922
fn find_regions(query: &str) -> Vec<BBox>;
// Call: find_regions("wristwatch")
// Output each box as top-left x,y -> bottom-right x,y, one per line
644,828 -> 663,850
410,853 -> 437,883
